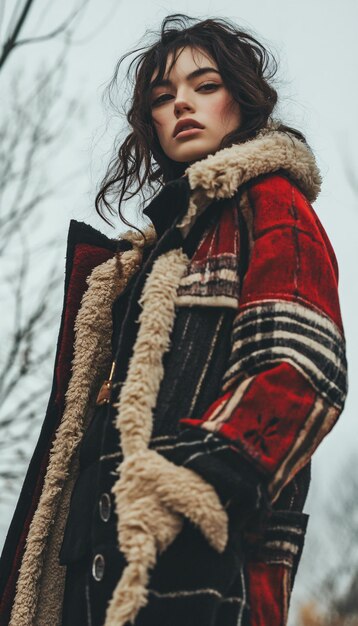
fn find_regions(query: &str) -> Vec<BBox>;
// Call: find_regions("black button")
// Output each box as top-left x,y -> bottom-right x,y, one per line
99,493 -> 111,522
92,554 -> 105,581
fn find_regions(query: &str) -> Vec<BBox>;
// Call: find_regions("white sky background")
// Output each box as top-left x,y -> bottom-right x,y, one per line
1,0 -> 358,620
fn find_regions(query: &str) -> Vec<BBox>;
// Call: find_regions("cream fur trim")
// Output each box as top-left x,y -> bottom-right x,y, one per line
178,130 -> 322,237
106,249 -> 228,626
119,224 -> 157,249
10,243 -> 147,626
119,450 -> 228,551
114,248 -> 189,456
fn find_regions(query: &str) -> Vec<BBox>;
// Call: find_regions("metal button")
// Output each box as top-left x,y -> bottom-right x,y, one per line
92,554 -> 105,581
99,493 -> 111,522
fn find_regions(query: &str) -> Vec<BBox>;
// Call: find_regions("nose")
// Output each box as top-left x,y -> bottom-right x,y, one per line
174,91 -> 195,117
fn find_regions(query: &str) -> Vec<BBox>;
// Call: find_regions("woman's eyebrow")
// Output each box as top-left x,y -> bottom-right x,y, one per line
150,67 -> 221,91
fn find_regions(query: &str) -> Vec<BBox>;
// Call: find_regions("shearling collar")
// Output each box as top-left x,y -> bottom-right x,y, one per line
128,126 -> 321,246
177,126 -> 322,237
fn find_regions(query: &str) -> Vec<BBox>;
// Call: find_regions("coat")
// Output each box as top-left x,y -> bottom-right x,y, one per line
0,127 -> 348,626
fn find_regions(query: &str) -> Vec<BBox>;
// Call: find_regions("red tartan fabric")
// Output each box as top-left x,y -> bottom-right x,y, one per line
176,196 -> 241,306
179,174 -> 346,496
191,198 -> 240,261
240,175 -> 342,328
181,362 -> 317,474
247,560 -> 289,626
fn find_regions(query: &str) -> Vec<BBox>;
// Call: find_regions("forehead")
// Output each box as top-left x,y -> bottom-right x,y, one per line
150,46 -> 217,84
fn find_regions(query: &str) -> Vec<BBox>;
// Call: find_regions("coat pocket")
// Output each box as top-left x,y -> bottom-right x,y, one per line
244,509 -> 309,626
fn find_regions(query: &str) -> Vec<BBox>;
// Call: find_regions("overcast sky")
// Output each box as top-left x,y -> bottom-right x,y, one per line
1,0 -> 357,619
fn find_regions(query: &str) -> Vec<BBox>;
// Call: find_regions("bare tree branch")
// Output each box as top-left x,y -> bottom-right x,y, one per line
14,0 -> 90,48
0,54 -> 77,490
0,0 -> 35,70
0,0 -> 91,72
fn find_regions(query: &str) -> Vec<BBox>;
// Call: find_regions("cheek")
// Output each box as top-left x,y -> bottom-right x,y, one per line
208,94 -> 240,128
152,115 -> 171,144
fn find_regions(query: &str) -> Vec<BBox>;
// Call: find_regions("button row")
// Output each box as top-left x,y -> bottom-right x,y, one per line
99,492 -> 111,522
92,554 -> 105,581
92,492 -> 113,581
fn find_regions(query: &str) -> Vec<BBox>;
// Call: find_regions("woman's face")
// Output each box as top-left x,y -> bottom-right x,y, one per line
150,46 -> 242,164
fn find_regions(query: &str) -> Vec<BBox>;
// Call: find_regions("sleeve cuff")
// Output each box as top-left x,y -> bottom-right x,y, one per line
157,426 -> 271,528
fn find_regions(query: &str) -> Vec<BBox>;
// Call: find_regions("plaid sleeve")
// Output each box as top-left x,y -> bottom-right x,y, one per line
160,174 -> 347,509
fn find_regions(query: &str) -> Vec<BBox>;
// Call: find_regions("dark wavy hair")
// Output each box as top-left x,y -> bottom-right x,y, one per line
95,13 -> 306,228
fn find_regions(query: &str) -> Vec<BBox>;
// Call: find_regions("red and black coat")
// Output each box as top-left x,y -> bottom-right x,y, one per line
0,128 -> 347,626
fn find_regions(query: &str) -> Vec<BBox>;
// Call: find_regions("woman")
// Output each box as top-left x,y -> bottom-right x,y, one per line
0,13 -> 347,626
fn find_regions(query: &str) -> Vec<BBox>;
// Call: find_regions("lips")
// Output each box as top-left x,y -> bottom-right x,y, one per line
173,118 -> 204,138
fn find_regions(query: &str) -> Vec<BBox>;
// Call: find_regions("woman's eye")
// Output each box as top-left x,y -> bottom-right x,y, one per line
198,83 -> 220,92
151,94 -> 173,107
151,83 -> 220,107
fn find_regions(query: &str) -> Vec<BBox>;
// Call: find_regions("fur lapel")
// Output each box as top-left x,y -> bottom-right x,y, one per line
9,229 -> 155,626
106,249 -> 228,626
179,127 -> 321,237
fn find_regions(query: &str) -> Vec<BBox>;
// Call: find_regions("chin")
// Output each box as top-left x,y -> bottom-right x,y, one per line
171,144 -> 218,164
